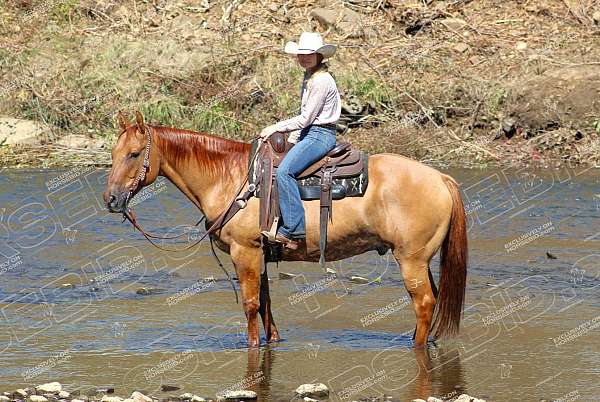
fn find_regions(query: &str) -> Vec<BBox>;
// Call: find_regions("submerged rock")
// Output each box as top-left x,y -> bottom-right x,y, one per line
160,385 -> 180,392
36,383 -> 62,394
58,391 -> 70,399
278,272 -> 297,280
136,287 -> 158,295
215,390 -> 256,400
349,275 -> 370,284
455,395 -> 486,402
295,383 -> 329,398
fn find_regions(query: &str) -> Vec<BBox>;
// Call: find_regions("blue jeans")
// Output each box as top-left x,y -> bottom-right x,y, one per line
276,125 -> 337,239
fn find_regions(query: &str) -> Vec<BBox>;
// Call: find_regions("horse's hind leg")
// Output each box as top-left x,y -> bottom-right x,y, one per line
259,264 -> 281,343
394,252 -> 436,348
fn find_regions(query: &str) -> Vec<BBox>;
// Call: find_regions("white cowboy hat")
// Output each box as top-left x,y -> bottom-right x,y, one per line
284,32 -> 337,58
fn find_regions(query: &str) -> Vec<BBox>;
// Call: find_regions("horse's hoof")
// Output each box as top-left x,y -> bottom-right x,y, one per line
268,333 -> 281,343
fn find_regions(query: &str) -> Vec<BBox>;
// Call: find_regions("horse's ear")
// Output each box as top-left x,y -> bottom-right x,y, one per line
117,111 -> 131,131
135,111 -> 145,131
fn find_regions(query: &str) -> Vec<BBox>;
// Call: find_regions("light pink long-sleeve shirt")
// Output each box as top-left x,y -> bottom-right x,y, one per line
274,70 -> 341,133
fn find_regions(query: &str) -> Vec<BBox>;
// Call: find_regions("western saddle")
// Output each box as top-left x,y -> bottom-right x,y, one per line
248,131 -> 368,266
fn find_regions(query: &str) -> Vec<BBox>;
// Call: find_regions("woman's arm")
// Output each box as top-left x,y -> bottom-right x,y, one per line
273,74 -> 330,132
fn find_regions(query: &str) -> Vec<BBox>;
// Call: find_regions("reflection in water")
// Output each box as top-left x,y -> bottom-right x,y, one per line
242,345 -> 466,401
246,346 -> 273,402
412,347 -> 466,400
1,169 -> 599,400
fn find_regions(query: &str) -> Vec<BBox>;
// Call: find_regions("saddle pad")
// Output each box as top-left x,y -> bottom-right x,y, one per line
296,152 -> 368,200
248,139 -> 369,200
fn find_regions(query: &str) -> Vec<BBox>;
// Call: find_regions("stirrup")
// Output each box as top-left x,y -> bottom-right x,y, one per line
261,230 -> 275,242
261,217 -> 279,242
260,230 -> 299,250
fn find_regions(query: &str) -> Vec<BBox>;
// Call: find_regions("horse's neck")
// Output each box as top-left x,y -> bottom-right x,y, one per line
156,130 -> 249,223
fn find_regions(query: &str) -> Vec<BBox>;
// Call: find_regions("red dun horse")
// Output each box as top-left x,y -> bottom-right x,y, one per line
103,111 -> 468,348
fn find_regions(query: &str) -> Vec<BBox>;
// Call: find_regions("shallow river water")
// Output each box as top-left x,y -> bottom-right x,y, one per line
0,167 -> 598,401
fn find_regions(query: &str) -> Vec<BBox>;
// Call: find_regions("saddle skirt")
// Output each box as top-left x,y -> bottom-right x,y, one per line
248,132 -> 369,201
248,131 -> 369,265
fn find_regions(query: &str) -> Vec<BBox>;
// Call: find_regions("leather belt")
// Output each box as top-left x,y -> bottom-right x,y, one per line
313,123 -> 337,130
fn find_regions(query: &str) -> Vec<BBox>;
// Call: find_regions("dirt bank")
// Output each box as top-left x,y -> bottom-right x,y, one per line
1,0 -> 599,168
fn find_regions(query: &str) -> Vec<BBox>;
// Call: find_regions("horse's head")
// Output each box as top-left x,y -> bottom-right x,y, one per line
103,111 -> 161,213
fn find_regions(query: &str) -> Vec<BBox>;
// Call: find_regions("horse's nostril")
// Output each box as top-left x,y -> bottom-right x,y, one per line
108,195 -> 118,209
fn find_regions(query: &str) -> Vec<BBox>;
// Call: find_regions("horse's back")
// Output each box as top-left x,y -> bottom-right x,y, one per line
367,152 -> 454,200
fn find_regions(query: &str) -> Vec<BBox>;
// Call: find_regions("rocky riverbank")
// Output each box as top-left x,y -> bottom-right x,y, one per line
1,382 -> 488,402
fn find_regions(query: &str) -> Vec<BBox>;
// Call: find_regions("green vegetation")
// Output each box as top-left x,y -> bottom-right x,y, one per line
51,0 -> 81,23
338,74 -> 394,106
190,103 -> 242,136
20,94 -> 71,130
489,86 -> 507,114
139,99 -> 185,128
137,99 -> 242,137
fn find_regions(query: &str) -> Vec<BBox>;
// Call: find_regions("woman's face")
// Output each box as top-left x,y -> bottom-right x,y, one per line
297,53 -> 319,70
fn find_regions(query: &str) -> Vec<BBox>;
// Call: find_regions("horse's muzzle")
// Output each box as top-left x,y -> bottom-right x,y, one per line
105,192 -> 128,213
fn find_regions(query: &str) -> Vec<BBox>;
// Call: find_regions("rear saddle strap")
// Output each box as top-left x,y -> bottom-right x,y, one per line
319,165 -> 335,267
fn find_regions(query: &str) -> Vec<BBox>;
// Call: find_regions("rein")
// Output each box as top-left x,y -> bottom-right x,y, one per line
121,125 -> 195,242
119,125 -> 268,303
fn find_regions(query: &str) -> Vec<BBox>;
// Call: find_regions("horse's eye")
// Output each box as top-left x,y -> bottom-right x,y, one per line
129,152 -> 140,159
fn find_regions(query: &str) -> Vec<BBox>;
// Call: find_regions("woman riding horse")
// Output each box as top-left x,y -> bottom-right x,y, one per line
259,32 -> 341,250
103,31 -> 468,348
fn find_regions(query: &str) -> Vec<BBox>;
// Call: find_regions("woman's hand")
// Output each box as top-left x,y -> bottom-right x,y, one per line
260,125 -> 278,139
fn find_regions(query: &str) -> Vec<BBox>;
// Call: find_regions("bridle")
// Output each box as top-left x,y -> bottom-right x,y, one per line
120,124 -> 208,247
115,124 -> 268,303
124,124 -> 152,208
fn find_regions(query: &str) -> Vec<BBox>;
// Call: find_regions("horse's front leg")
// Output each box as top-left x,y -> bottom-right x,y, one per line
231,242 -> 262,348
259,264 -> 280,343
